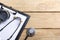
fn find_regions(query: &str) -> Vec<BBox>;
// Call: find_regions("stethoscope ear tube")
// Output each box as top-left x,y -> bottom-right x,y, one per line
0,17 -> 21,40
0,17 -> 16,31
7,17 -> 21,40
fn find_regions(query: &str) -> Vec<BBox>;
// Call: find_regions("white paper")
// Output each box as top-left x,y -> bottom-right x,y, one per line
0,5 -> 27,40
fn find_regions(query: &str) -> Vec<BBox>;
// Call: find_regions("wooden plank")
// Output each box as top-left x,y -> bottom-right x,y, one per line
0,0 -> 60,11
19,29 -> 60,40
25,13 -> 60,28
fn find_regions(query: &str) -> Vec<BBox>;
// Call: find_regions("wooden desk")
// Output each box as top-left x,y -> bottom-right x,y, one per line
0,0 -> 60,40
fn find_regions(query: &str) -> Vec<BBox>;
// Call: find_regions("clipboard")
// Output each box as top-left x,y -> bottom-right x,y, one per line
0,3 -> 30,40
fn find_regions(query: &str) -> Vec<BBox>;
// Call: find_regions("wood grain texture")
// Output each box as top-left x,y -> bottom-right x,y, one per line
26,13 -> 60,28
19,29 -> 60,40
0,0 -> 60,11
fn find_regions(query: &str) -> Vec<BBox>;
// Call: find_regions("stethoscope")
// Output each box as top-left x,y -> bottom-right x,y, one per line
0,17 -> 21,40
0,6 -> 36,40
0,6 -> 22,40
0,6 -> 21,32
0,13 -> 35,40
0,17 -> 21,32
7,17 -> 21,40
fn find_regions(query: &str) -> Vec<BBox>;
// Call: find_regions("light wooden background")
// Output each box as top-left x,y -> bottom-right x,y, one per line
1,0 -> 60,40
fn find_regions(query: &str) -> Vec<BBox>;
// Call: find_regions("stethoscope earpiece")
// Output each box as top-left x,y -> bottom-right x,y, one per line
26,28 -> 35,37
24,28 -> 35,40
